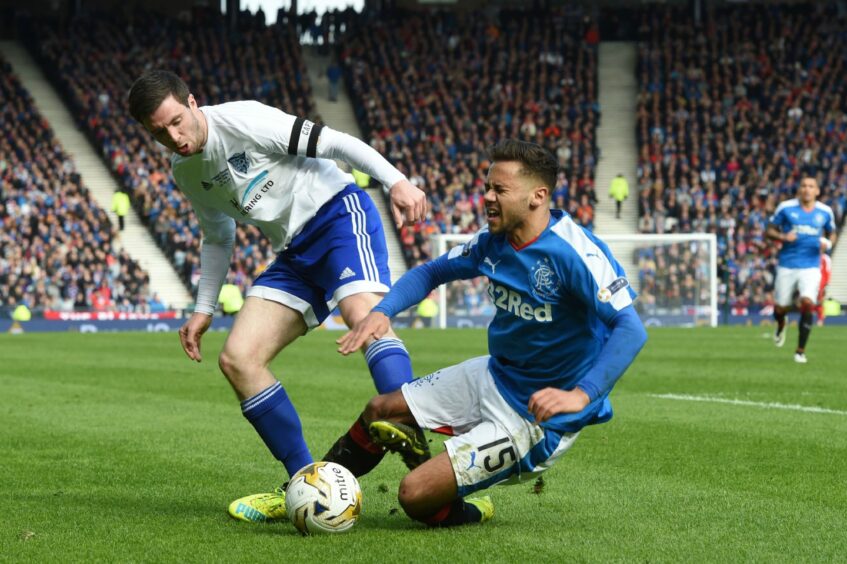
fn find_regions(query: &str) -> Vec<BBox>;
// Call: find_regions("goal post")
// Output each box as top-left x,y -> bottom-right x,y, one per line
430,232 -> 718,328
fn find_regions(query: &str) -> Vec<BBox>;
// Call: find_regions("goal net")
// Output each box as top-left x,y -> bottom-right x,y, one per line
430,232 -> 718,328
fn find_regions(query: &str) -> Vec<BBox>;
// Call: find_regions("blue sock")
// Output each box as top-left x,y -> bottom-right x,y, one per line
365,338 -> 413,394
241,381 -> 313,477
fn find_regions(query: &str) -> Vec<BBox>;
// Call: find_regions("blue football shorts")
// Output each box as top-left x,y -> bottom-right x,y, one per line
247,184 -> 391,328
401,356 -> 580,497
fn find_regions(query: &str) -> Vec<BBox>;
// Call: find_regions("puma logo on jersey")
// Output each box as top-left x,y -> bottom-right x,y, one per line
483,257 -> 501,273
487,283 -> 552,322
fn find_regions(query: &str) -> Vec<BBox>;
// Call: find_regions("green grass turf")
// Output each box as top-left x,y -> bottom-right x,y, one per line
1,326 -> 845,562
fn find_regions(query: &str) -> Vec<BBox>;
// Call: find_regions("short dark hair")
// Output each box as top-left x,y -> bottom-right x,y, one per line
487,139 -> 559,193
128,70 -> 190,123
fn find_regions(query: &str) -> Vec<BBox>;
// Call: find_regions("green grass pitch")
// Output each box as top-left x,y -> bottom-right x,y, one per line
1,326 -> 845,562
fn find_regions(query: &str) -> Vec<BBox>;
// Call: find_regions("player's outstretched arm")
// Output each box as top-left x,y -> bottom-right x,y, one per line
317,128 -> 425,226
388,178 -> 427,228
337,312 -> 390,355
574,306 -> 647,401
179,312 -> 213,362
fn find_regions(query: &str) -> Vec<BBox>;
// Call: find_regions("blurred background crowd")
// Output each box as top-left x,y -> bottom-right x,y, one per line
2,1 -> 844,320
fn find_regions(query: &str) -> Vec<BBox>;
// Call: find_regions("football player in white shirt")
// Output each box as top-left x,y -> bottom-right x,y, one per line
128,70 -> 429,522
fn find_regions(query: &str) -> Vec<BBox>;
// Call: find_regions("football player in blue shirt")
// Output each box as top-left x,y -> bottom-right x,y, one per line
766,177 -> 836,363
324,139 -> 647,527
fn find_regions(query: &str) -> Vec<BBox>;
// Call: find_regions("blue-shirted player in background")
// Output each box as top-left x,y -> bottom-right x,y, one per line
766,177 -> 836,363
323,139 -> 647,527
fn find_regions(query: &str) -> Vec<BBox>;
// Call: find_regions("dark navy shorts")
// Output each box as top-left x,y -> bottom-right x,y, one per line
247,184 -> 391,328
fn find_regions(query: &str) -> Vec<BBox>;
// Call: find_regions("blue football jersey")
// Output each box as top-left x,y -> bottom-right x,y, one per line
769,199 -> 835,269
441,210 -> 637,432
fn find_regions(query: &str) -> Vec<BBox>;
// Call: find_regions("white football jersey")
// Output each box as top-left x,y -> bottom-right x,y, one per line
171,100 -> 400,251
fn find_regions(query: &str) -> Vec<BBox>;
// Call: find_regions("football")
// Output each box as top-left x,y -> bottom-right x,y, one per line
285,461 -> 363,535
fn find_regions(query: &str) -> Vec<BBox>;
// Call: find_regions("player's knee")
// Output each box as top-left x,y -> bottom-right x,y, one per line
217,349 -> 238,378
339,293 -> 380,327
218,346 -> 257,378
799,299 -> 814,314
397,474 -> 427,517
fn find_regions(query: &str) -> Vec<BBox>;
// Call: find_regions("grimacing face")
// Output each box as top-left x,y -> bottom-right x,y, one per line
484,160 -> 535,235
143,94 -> 205,156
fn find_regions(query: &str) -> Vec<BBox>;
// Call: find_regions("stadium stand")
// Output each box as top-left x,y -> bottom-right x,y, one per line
22,9 -> 316,299
16,3 -> 843,322
0,54 -> 152,314
634,3 -> 846,313
337,7 -> 600,266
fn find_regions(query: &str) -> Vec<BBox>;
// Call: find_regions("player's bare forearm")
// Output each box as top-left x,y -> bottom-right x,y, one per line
337,311 -> 390,355
527,387 -> 590,423
765,226 -> 797,242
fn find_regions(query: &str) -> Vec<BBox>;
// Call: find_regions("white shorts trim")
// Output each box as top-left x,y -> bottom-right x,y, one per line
775,267 -> 821,306
329,280 -> 390,311
247,285 -> 320,329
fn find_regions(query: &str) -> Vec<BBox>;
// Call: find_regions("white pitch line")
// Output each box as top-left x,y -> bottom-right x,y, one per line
649,393 -> 847,416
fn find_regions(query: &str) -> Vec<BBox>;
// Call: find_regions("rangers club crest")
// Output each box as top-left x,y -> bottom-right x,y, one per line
227,152 -> 250,174
529,258 -> 560,303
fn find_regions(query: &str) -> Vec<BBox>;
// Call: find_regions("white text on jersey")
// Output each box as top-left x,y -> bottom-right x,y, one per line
488,283 -> 553,322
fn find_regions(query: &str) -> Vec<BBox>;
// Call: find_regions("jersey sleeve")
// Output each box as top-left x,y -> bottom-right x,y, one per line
172,172 -> 235,314
317,128 -> 406,188
561,238 -> 636,325
373,232 -> 486,317
224,101 -> 406,188
443,229 -> 488,277
214,101 -> 319,158
768,206 -> 789,231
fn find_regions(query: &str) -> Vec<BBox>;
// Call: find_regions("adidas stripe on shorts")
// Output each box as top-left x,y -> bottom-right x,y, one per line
248,184 -> 391,328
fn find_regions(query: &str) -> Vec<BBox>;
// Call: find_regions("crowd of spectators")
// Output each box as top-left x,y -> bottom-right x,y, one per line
635,3 -> 847,314
25,8 -> 316,298
0,56 -> 152,314
338,7 -> 601,267
23,6 -> 600,317
634,242 -> 713,322
23,3 -> 845,323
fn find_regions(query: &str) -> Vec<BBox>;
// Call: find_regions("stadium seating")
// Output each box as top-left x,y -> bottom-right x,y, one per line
0,55 -> 152,314
635,3 -> 846,312
337,8 -> 600,265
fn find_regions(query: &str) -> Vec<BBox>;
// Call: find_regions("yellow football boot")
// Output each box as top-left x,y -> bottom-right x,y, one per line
227,485 -> 287,523
467,496 -> 494,524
